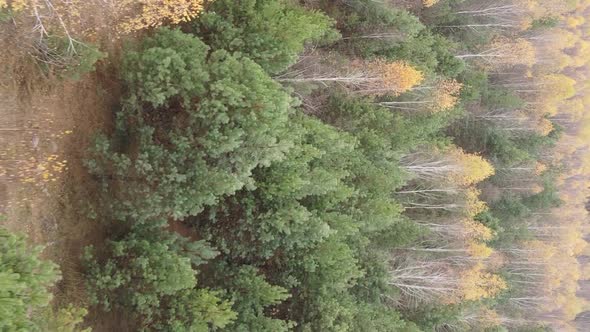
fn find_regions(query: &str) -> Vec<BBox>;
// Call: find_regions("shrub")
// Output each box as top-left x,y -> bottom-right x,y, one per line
84,221 -> 236,330
41,304 -> 91,332
0,228 -> 61,331
33,37 -> 105,80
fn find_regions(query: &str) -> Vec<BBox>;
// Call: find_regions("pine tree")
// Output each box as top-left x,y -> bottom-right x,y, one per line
0,228 -> 61,331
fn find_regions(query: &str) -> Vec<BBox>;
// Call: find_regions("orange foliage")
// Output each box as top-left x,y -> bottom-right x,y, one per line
537,118 -> 554,136
534,162 -> 547,175
430,79 -> 463,113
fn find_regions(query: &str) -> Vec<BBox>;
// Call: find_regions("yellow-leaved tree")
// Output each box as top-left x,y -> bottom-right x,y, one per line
457,37 -> 536,69
539,74 -> 577,115
379,78 -> 462,113
467,242 -> 494,259
402,148 -> 494,186
450,149 -> 495,186
368,60 -> 425,96
462,219 -> 494,241
460,263 -> 507,301
464,188 -> 489,217
430,79 -> 463,112
280,59 -> 424,96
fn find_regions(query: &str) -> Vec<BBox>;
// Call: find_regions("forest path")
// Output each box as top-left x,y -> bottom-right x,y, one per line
0,22 -> 129,330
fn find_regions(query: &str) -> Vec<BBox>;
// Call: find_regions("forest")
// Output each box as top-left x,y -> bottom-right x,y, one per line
1,0 -> 590,331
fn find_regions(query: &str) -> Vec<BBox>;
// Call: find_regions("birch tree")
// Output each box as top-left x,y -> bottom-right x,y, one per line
402,148 -> 495,186
278,59 -> 424,96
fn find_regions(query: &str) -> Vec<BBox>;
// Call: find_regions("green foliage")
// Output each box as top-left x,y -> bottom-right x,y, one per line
0,228 -> 61,331
370,218 -> 424,248
488,196 -> 534,246
482,88 -> 525,110
475,210 -> 503,235
153,289 -> 236,332
351,301 -> 421,332
0,7 -> 12,22
319,0 -> 424,57
219,266 -> 293,332
320,0 -> 423,38
189,103 -> 427,330
450,119 -> 530,164
324,95 -> 456,154
403,304 -> 463,332
530,16 -> 560,29
289,235 -> 419,332
290,236 -> 364,331
41,304 -> 91,332
198,113 -> 356,260
122,28 -> 209,108
449,113 -> 556,168
87,29 -> 294,221
378,30 -> 465,77
81,0 -> 564,330
193,0 -> 339,74
522,177 -> 562,211
84,221 -> 235,330
65,42 -> 106,80
458,69 -> 489,101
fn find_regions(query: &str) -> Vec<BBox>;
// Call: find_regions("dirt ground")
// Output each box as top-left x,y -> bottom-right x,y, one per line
0,13 -> 131,330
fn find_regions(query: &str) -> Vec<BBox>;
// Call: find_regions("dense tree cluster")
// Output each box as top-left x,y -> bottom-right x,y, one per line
81,0 -> 590,330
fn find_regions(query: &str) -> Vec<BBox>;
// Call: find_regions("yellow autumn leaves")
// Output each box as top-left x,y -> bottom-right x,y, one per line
431,79 -> 463,112
400,145 -> 502,303
368,60 -> 462,111
422,0 -> 441,8
450,148 -> 495,187
117,0 -> 206,33
368,60 -> 425,96
0,0 -> 28,11
460,262 -> 507,301
18,154 -> 68,185
0,0 -> 207,36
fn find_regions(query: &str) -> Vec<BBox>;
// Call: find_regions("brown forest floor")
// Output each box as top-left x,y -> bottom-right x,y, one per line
0,16 -> 132,330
